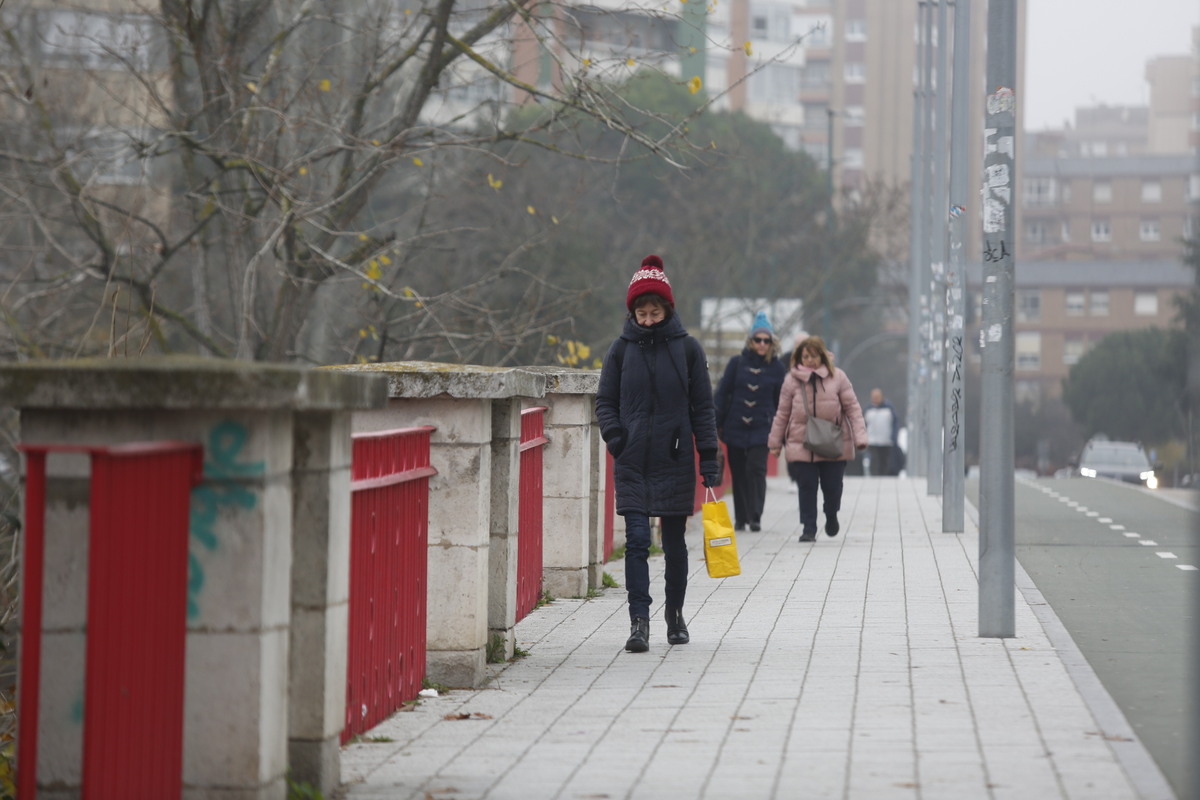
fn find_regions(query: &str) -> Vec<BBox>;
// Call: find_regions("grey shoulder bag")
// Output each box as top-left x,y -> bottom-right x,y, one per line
800,378 -> 844,459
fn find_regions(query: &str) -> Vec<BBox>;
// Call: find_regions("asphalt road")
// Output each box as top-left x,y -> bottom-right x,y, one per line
969,476 -> 1197,799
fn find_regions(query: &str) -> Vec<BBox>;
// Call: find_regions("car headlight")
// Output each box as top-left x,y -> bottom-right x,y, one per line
1139,470 -> 1155,481
1080,467 -> 1097,478
1145,475 -> 1158,489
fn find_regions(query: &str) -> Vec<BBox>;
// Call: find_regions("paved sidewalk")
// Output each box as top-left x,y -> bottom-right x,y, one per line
340,476 -> 1175,799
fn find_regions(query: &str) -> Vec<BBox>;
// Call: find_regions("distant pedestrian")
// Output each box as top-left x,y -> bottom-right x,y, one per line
595,254 -> 721,653
768,335 -> 867,542
863,388 -> 900,476
715,311 -> 786,532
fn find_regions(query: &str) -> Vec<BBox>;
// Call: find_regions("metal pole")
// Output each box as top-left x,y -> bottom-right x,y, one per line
823,108 -> 835,342
926,0 -> 948,495
979,0 -> 1016,638
907,0 -> 931,478
941,0 -> 970,531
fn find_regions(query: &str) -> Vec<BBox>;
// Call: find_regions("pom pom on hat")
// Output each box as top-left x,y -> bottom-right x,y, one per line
751,311 -> 773,338
626,254 -> 675,311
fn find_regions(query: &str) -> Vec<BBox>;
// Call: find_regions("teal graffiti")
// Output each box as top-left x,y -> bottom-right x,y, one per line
188,421 -> 266,618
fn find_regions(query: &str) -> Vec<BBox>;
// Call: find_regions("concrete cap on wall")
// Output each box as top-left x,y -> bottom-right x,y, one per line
328,361 -> 551,400
0,356 -> 389,411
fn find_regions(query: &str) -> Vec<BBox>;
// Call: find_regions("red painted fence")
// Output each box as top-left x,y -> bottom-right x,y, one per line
344,427 -> 437,743
516,408 -> 548,623
18,442 -> 203,800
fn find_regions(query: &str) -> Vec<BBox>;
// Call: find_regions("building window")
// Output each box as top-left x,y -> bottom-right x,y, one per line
1063,339 -> 1086,366
1066,292 -> 1085,316
842,148 -> 864,169
749,2 -> 791,42
1142,181 -> 1162,203
1017,290 -> 1041,322
1135,292 -> 1159,316
1090,291 -> 1109,316
39,10 -> 161,71
1061,222 -> 1071,243
1091,220 -> 1111,242
1189,174 -> 1200,201
1024,221 -> 1046,244
1016,332 -> 1041,371
1093,181 -> 1111,203
1015,380 -> 1042,406
844,62 -> 865,82
1023,177 -> 1057,206
748,63 -> 802,104
843,105 -> 865,126
1140,219 -> 1161,241
845,18 -> 866,41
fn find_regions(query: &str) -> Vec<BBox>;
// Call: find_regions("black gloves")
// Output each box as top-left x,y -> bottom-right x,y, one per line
700,450 -> 720,487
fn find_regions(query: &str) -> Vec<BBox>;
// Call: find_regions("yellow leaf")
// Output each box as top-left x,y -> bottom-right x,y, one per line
359,329 -> 368,338
246,82 -> 258,93
743,41 -> 753,56
547,335 -> 558,345
593,358 -> 603,369
319,79 -> 331,92
527,205 -> 536,215
487,173 -> 503,190
578,344 -> 591,360
413,157 -> 423,167
688,76 -> 702,94
366,260 -> 382,280
626,57 -> 635,67
404,287 -> 415,297
359,234 -> 368,241
371,139 -> 380,146
551,215 -> 559,225
380,255 -> 392,265
583,58 -> 592,69
299,166 -> 308,176
415,301 -> 423,308
689,46 -> 697,54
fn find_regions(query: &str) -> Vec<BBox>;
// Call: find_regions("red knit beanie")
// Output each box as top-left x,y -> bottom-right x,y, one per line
626,255 -> 674,311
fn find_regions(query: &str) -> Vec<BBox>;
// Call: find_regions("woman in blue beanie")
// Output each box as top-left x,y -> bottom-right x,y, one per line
715,311 -> 786,532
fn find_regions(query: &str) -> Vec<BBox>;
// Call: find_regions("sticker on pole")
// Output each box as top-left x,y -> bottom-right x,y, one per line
987,86 -> 1015,115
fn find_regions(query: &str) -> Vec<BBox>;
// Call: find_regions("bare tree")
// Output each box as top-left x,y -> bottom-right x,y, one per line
0,0 -> 742,363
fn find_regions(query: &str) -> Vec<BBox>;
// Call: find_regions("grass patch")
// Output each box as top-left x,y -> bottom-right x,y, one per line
536,588 -> 554,608
422,676 -> 450,694
512,645 -> 530,659
486,633 -> 507,664
602,571 -> 619,588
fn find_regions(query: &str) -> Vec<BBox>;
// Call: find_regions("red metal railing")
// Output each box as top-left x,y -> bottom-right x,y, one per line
344,427 -> 437,743
516,408 -> 548,622
18,441 -> 203,800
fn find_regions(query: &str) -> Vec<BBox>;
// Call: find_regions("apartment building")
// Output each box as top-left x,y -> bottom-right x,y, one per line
968,260 -> 1194,405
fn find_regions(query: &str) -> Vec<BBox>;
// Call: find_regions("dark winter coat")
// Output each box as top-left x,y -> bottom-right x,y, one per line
767,364 -> 868,463
595,314 -> 720,517
715,349 -> 786,449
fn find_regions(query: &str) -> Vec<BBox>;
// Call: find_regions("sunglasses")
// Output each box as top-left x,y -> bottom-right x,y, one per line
752,336 -> 772,344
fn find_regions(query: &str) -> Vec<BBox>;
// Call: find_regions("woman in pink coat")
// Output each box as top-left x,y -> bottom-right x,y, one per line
768,336 -> 867,542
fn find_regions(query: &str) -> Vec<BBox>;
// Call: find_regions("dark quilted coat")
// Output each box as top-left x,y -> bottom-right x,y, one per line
715,349 -> 786,448
595,315 -> 719,517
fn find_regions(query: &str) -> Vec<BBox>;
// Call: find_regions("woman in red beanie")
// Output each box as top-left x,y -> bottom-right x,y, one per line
595,255 -> 721,653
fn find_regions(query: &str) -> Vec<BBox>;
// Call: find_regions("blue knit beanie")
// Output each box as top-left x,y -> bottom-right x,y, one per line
751,311 -> 773,338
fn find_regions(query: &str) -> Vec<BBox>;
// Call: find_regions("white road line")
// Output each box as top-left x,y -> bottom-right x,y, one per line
1086,511 -> 1100,517
1156,552 -> 1177,559
1124,532 -> 1140,537
1178,565 -> 1198,571
1098,517 -> 1112,523
1109,524 -> 1125,530
1138,540 -> 1158,546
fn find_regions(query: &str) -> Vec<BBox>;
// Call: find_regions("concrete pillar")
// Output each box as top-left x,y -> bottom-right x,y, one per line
488,398 -> 522,660
538,379 -> 602,598
0,359 -> 385,800
287,411 -> 353,795
339,362 -> 544,689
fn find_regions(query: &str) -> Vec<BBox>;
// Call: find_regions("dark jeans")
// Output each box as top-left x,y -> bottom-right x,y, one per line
624,514 -> 688,620
868,444 -> 892,476
787,460 -> 847,535
726,444 -> 769,526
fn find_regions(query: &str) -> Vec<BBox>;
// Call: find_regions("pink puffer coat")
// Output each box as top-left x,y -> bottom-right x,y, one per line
767,364 -> 867,463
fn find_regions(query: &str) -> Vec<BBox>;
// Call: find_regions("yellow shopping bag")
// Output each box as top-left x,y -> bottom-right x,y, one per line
702,488 -> 741,578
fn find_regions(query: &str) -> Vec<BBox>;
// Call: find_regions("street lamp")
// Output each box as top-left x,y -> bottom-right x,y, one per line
822,108 -> 838,342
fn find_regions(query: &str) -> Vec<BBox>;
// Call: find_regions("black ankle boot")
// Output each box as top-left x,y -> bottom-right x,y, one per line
665,606 -> 690,645
825,512 -> 840,537
626,617 -> 650,652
